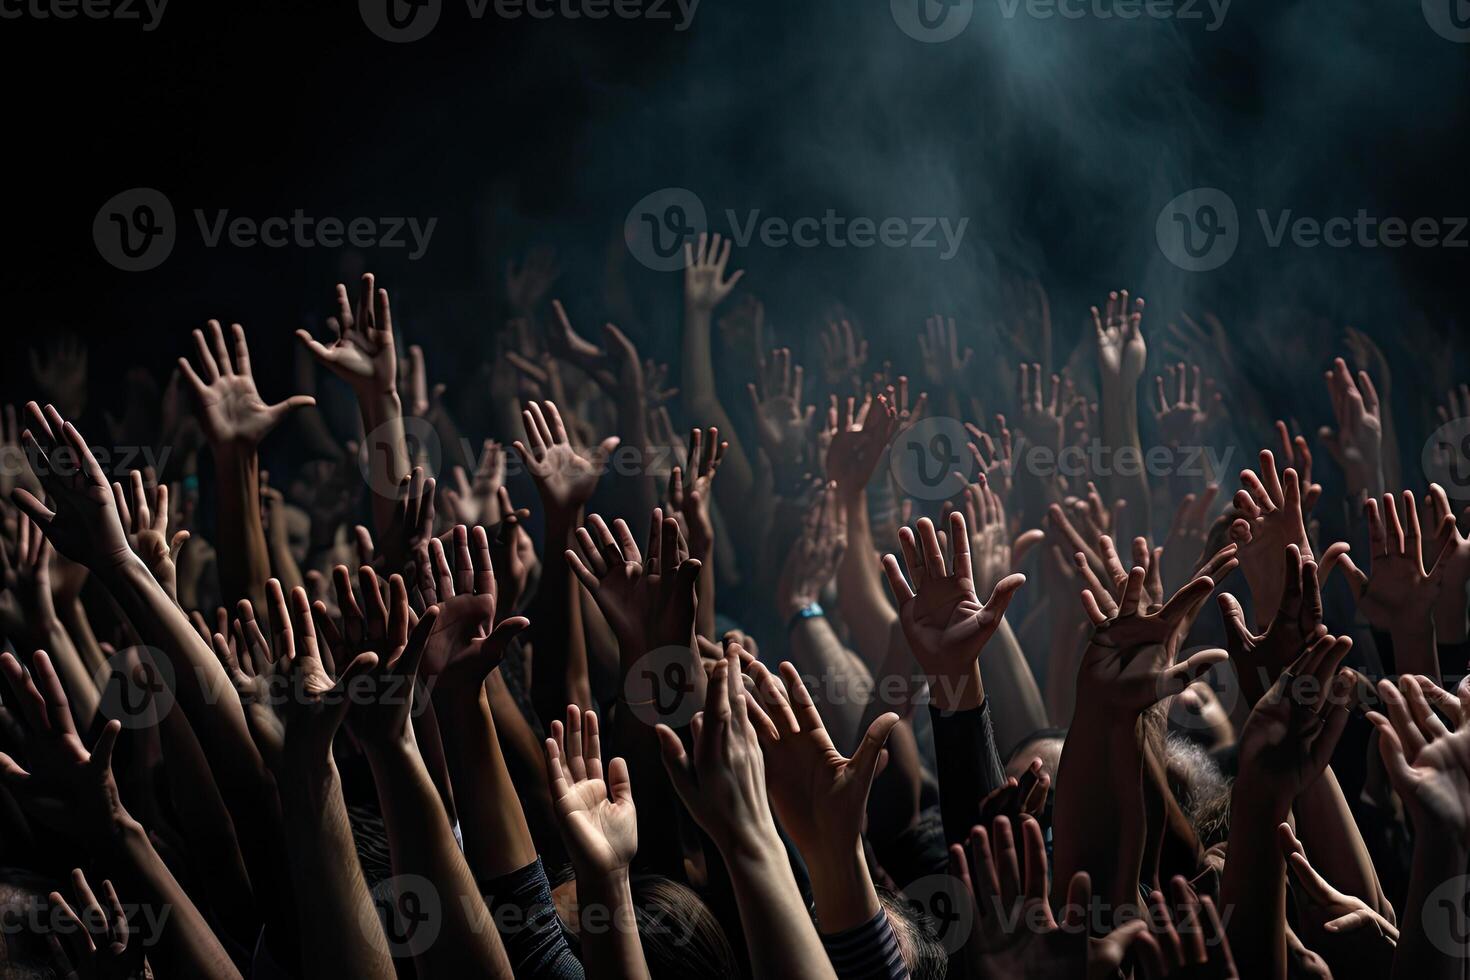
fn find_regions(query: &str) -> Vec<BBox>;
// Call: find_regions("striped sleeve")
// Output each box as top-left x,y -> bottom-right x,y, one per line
820,908 -> 910,980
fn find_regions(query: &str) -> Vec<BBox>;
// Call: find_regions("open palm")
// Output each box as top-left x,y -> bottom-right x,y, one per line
545,706 -> 637,875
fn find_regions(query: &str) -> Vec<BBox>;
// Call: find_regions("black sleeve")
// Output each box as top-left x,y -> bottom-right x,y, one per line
927,698 -> 1006,847
478,858 -> 585,980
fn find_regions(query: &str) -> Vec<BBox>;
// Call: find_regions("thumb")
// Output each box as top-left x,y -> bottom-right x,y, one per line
849,712 -> 901,792
1217,592 -> 1251,646
1011,529 -> 1044,566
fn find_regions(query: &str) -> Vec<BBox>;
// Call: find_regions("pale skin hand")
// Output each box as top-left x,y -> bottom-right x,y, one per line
950,816 -> 1151,980
1278,822 -> 1398,980
112,471 -> 190,604
1334,490 -> 1454,678
1229,451 -> 1315,629
1424,483 -> 1470,642
1318,356 -> 1383,499
881,512 -> 1026,713
179,320 -> 315,449
513,400 -> 618,520
45,868 -> 148,980
296,274 -> 398,397
655,646 -> 836,980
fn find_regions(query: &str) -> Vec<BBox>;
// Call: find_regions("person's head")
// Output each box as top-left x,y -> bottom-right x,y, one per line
878,887 -> 949,980
629,876 -> 739,979
0,869 -> 59,980
1164,732 -> 1233,846
1006,728 -> 1066,785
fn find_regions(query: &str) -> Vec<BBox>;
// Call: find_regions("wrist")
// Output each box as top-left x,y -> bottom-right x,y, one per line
925,662 -> 984,713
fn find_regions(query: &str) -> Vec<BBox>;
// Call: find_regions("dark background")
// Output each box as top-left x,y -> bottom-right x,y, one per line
4,0 -> 1469,430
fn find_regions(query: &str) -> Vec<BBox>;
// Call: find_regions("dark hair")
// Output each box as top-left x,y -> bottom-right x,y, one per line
629,876 -> 739,980
878,887 -> 949,980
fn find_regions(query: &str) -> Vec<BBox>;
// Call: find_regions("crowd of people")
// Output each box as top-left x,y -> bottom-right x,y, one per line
0,230 -> 1467,979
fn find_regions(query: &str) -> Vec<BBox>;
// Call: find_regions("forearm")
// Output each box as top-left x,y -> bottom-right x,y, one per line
805,841 -> 882,935
1294,767 -> 1391,919
1220,781 -> 1292,980
1392,830 -> 1469,980
696,544 -> 717,639
785,614 -> 871,753
280,759 -> 396,980
358,389 -> 409,545
979,618 -> 1047,755
929,698 -> 1006,847
435,686 -> 538,880
57,597 -> 107,678
578,869 -> 651,980
681,306 -> 755,507
97,816 -> 243,980
723,834 -> 838,980
364,736 -> 514,979
36,613 -> 100,729
211,446 -> 271,610
836,490 -> 899,670
1389,622 -> 1440,682
1050,702 -> 1140,912
1099,376 -> 1150,537
530,516 -> 592,722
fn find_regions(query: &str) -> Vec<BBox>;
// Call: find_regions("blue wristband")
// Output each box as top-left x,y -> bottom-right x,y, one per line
787,602 -> 824,631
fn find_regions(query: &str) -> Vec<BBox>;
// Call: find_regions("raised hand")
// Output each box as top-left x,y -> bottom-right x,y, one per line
1152,361 -> 1220,449
964,476 -> 1042,602
442,440 -> 506,528
112,471 -> 190,602
379,466 -> 436,576
775,482 -> 847,621
1220,545 -> 1327,707
412,526 -> 529,690
1277,822 -> 1397,979
0,650 -> 124,837
513,400 -> 617,520
1074,562 -> 1228,719
918,314 -> 974,391
665,425 -> 726,561
744,659 -> 899,856
1134,878 -> 1241,979
1317,357 -> 1383,497
1161,484 -> 1220,593
654,643 -> 774,853
1367,676 -> 1470,841
1235,632 -> 1355,801
45,868 -> 148,980
567,512 -> 655,655
952,815 -> 1150,978
180,320 -> 314,448
29,335 -> 88,418
1334,490 -> 1455,644
824,391 -> 896,496
1093,289 -> 1148,388
882,512 -> 1025,711
1273,421 -> 1323,514
747,348 -> 815,489
683,231 -> 744,314
1229,450 -> 1314,626
296,274 -> 398,396
819,319 -> 868,389
544,704 -> 637,876
1016,364 -> 1078,457
334,571 -> 439,749
1424,483 -> 1470,642
11,403 -> 133,571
